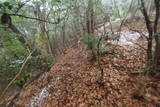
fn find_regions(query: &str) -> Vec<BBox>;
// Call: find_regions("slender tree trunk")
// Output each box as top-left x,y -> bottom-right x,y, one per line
140,0 -> 160,73
86,0 -> 94,34
35,3 -> 52,54
153,0 -> 160,72
154,34 -> 160,71
140,0 -> 154,72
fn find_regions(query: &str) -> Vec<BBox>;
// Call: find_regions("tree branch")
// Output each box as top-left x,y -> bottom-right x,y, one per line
8,13 -> 61,24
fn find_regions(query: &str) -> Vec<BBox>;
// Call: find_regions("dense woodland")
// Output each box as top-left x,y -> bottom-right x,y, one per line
0,0 -> 160,106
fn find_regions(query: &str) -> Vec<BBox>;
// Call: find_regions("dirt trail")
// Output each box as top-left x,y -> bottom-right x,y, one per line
12,21 -> 159,107
14,45 -> 91,106
12,41 -> 156,107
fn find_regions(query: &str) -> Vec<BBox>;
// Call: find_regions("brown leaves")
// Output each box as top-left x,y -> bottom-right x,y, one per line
14,43 -> 155,107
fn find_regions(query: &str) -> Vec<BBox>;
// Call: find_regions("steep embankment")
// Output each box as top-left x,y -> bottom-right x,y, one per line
13,41 -> 157,107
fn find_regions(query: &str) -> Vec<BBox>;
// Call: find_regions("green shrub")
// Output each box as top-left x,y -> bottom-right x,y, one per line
0,30 -> 55,87
0,54 -> 55,87
27,54 -> 54,71
81,34 -> 109,60
13,54 -> 55,87
99,44 -> 109,55
81,34 -> 99,50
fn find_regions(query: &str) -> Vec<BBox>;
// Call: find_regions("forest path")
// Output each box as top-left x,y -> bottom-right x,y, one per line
12,20 -> 159,107
13,41 -> 155,107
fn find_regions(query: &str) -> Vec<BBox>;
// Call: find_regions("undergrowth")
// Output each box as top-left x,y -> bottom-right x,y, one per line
81,34 -> 109,60
0,30 -> 55,88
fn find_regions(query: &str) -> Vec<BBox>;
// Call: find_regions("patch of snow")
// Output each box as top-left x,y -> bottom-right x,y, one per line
113,18 -> 121,23
27,84 -> 51,107
109,31 -> 141,46
26,72 -> 50,107
26,76 -> 61,107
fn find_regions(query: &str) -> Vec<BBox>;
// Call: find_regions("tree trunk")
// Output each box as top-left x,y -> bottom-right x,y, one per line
35,3 -> 52,54
140,0 -> 154,73
140,0 -> 160,74
8,23 -> 27,44
86,0 -> 94,34
153,0 -> 160,72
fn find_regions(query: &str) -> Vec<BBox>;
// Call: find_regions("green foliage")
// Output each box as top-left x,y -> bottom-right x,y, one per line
13,54 -> 55,86
81,34 -> 99,50
99,44 -> 109,55
55,0 -> 62,3
3,2 -> 10,7
27,54 -> 54,71
0,30 -> 55,87
81,34 -> 109,60
0,1 -> 13,13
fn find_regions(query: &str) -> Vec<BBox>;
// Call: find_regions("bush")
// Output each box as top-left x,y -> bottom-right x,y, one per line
99,44 -> 109,55
27,54 -> 54,71
0,30 -> 55,87
81,34 -> 109,60
0,54 -> 55,87
81,34 -> 99,50
13,54 -> 55,87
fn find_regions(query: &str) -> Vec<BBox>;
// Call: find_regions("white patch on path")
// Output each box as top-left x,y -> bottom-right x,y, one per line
109,31 -> 142,46
28,84 -> 51,107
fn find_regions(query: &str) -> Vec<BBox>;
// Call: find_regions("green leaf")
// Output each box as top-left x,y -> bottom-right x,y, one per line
8,5 -> 13,10
0,3 -> 3,8
3,1 -> 10,6
55,0 -> 61,3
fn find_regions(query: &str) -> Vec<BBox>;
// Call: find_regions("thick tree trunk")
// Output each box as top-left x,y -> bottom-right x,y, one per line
8,22 -> 41,55
1,13 -> 40,55
8,23 -> 27,44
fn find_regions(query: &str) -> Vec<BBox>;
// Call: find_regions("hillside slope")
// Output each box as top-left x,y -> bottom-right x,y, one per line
12,42 -> 158,107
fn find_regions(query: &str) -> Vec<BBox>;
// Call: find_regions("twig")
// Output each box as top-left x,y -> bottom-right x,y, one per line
15,0 -> 31,14
97,36 -> 104,86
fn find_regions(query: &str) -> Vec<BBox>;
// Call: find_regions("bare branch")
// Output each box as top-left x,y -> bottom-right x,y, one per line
9,13 -> 61,24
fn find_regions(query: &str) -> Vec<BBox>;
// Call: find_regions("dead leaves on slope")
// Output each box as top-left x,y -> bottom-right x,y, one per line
14,44 -> 158,107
